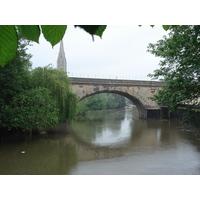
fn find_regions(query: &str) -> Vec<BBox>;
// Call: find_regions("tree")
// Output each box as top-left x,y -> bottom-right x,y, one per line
0,38 -> 77,134
106,93 -> 126,109
0,37 -> 32,107
1,87 -> 59,131
77,93 -> 126,114
147,25 -> 200,112
85,94 -> 106,110
31,65 -> 77,122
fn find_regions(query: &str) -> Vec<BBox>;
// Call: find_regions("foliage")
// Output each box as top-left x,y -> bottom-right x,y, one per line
75,25 -> 107,40
31,65 -> 77,122
0,38 -> 77,134
0,26 -> 18,67
2,25 -> 197,67
147,25 -> 200,112
1,87 -> 59,131
0,37 -> 32,107
86,94 -> 107,110
0,25 -> 107,67
106,93 -> 126,109
77,93 -> 126,115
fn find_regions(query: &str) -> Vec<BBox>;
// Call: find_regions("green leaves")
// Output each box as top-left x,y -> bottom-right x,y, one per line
139,25 -> 171,30
31,65 -> 77,122
0,25 -> 108,67
75,25 -> 107,39
0,25 -> 18,67
17,25 -> 40,43
0,25 -> 68,67
2,25 -> 197,68
162,25 -> 179,31
162,25 -> 171,31
147,25 -> 200,114
41,25 -> 67,46
1,87 -> 59,130
17,25 -> 68,47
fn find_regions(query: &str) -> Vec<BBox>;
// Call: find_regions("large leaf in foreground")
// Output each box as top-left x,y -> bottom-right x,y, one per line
75,25 -> 107,39
0,25 -> 18,67
17,25 -> 40,43
41,25 -> 67,47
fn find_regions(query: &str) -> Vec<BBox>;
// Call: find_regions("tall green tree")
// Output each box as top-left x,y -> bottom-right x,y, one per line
31,65 -> 77,122
147,25 -> 200,112
0,37 -> 32,107
0,38 -> 59,133
1,38 -> 77,135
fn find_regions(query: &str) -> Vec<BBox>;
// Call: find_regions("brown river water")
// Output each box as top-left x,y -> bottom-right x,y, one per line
0,108 -> 200,175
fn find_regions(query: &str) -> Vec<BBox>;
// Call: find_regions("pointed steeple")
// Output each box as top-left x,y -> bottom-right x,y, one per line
57,40 -> 67,72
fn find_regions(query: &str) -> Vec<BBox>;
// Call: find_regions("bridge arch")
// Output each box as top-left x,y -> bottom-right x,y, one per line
70,77 -> 165,119
79,90 -> 147,118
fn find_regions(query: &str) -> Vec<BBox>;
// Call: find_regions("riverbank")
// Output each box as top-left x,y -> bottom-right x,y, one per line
172,107 -> 200,128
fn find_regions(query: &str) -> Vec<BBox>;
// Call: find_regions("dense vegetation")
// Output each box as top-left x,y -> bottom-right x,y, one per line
0,38 -> 77,137
147,25 -> 200,125
77,93 -> 127,116
31,65 -> 77,123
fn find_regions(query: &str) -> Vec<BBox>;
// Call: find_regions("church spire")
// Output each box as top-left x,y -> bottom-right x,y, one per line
57,40 -> 67,72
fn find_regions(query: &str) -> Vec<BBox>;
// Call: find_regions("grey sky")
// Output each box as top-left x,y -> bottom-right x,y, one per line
27,25 -> 167,80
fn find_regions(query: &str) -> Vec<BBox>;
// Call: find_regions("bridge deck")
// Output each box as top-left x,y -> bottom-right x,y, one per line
69,77 -> 165,87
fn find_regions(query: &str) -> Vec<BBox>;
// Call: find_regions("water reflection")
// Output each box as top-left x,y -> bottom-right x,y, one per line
0,109 -> 200,175
72,109 -> 133,147
71,110 -> 182,150
0,135 -> 78,175
70,109 -> 200,174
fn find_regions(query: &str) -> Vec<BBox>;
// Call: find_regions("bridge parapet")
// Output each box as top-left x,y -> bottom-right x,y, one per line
70,77 -> 165,87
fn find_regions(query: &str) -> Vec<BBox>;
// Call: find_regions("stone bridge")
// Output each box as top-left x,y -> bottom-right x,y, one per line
70,77 -> 165,119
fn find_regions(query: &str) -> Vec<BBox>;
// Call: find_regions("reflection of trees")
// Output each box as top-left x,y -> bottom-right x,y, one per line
72,110 -> 126,142
2,112 -> 200,175
130,119 -> 181,147
87,109 -> 125,122
0,136 -> 78,175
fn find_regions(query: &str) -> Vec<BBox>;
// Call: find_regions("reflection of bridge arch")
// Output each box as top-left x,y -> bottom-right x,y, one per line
70,77 -> 165,118
80,90 -> 146,119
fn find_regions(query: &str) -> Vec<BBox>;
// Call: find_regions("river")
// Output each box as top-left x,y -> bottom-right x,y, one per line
0,108 -> 200,175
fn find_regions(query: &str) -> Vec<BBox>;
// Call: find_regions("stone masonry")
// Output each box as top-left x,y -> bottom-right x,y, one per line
70,77 -> 165,118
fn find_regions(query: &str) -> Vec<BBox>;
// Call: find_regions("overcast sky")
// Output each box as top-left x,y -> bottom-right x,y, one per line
27,25 -> 167,80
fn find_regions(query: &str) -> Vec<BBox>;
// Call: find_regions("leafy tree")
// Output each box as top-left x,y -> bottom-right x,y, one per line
106,93 -> 126,109
31,65 -> 77,122
1,87 -> 59,131
76,99 -> 89,116
0,37 -> 77,135
147,25 -> 200,112
77,93 -> 126,114
0,37 -> 32,107
86,94 -> 106,110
